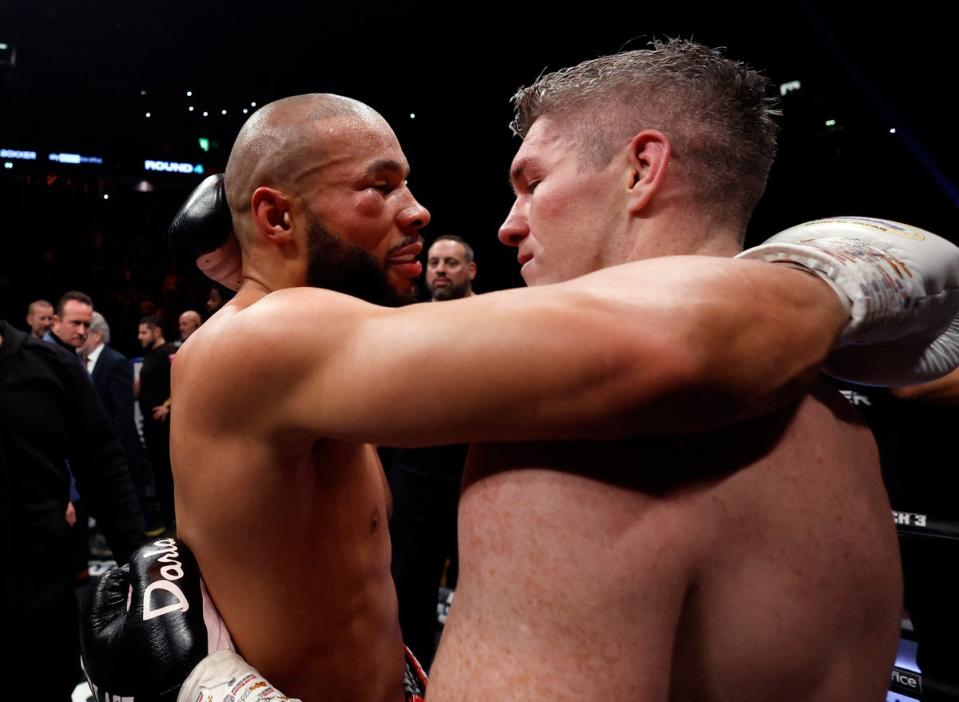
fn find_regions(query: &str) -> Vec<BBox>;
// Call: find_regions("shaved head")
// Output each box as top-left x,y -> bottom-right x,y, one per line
224,94 -> 387,233
219,91 -> 428,301
179,309 -> 203,341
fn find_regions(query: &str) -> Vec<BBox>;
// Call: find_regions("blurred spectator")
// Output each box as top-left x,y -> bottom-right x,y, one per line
178,309 -> 203,342
205,286 -> 225,316
136,315 -> 178,532
424,235 -> 477,301
43,291 -> 95,577
45,290 -> 93,352
1,319 -> 145,700
25,299 -> 55,339
81,311 -> 158,533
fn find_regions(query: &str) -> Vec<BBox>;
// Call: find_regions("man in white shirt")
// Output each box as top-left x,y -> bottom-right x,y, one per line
82,311 -> 155,532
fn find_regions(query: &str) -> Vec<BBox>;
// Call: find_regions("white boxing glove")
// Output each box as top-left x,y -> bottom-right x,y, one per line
737,216 -> 959,386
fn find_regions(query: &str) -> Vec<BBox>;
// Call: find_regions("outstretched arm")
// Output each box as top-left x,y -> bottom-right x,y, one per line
218,255 -> 845,447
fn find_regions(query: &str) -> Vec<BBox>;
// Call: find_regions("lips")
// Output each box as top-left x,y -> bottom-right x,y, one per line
387,239 -> 424,261
387,239 -> 424,279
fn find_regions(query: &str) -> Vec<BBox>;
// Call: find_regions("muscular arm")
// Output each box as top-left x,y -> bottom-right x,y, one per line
218,256 -> 844,446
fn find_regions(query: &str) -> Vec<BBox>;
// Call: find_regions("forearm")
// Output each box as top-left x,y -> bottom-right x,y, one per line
668,259 -> 846,427
541,256 -> 845,435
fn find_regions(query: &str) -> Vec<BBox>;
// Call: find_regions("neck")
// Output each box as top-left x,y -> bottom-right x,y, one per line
241,274 -> 276,295
619,212 -> 743,263
239,241 -> 303,294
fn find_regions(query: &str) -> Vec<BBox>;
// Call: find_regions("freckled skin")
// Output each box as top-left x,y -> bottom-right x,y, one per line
430,381 -> 901,701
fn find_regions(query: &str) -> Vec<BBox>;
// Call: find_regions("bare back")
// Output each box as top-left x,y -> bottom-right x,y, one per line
430,381 -> 901,700
171,294 -> 405,702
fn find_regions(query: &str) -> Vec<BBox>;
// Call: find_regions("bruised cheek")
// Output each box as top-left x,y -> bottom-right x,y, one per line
342,192 -> 392,256
356,191 -> 385,217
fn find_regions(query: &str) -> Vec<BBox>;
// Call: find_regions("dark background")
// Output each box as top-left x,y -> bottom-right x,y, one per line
2,0 -> 957,356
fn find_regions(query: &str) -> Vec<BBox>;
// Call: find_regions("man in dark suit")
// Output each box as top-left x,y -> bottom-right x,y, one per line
81,311 -> 156,533
1,318 -> 145,699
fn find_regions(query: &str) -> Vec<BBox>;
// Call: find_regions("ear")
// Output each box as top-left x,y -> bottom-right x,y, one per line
250,186 -> 294,245
625,129 -> 671,215
467,262 -> 477,281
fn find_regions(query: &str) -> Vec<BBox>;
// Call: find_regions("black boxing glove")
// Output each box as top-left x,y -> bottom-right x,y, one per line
80,537 -> 235,702
168,174 -> 243,291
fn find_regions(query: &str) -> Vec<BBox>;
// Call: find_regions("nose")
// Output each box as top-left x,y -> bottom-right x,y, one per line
399,192 -> 431,234
498,199 -> 528,248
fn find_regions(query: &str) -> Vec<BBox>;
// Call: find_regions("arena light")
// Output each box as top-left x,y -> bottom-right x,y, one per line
198,137 -> 210,152
0,42 -> 15,67
3,162 -> 12,169
410,113 -> 416,119
890,128 -> 897,134
48,152 -> 104,165
189,106 -> 194,112
779,80 -> 801,96
187,90 -> 193,97
145,112 -> 151,118
825,119 -> 837,127
0,147 -> 37,160
250,101 -> 256,107
221,109 -> 227,115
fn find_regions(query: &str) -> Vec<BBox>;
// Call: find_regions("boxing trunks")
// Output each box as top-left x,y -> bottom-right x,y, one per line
404,646 -> 428,702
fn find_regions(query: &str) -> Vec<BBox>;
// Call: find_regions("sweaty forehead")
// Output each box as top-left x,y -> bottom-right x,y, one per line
510,117 -> 578,183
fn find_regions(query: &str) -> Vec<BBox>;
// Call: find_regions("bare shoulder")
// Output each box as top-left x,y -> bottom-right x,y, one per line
187,288 -> 380,365
173,289 -> 381,408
